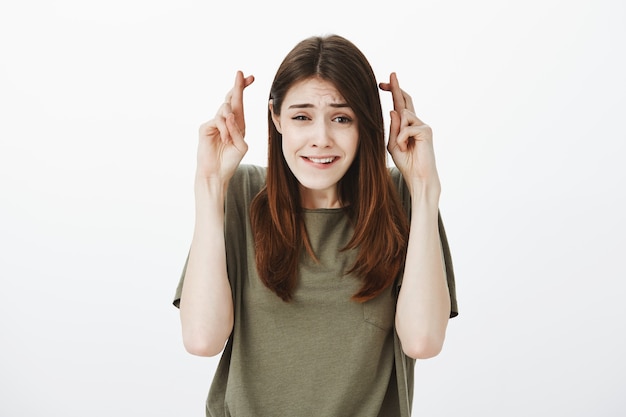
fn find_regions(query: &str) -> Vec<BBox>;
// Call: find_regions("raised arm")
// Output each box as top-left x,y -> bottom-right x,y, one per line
380,73 -> 451,359
179,71 -> 254,357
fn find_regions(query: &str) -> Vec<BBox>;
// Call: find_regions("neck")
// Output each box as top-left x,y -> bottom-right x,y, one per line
299,186 -> 342,209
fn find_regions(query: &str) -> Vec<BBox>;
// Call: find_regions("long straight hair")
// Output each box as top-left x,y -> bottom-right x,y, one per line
250,35 -> 409,302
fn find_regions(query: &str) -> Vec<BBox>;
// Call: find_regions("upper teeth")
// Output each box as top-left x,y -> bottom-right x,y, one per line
308,157 -> 335,164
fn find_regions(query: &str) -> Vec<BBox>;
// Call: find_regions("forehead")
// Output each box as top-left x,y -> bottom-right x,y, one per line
282,77 -> 346,107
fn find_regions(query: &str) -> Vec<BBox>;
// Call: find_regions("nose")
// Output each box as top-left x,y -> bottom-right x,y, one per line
310,119 -> 333,148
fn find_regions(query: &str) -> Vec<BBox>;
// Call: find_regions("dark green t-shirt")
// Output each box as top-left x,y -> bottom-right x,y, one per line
174,165 -> 458,417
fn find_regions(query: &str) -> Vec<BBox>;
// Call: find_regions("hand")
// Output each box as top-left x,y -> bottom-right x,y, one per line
196,71 -> 255,183
379,73 -> 440,195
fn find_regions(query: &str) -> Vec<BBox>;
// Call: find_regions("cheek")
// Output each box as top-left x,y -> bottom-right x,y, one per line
346,135 -> 360,159
280,127 -> 302,153
352,136 -> 360,152
280,133 -> 299,165
280,133 -> 292,154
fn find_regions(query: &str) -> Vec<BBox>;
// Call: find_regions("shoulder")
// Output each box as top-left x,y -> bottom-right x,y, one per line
231,164 -> 267,183
224,165 -> 266,236
387,166 -> 403,186
228,164 -> 267,200
387,166 -> 409,201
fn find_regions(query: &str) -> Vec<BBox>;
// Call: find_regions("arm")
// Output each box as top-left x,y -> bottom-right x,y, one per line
380,73 -> 451,359
179,71 -> 254,357
395,185 -> 450,359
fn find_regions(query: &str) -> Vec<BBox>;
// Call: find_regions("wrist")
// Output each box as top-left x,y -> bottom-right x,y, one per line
408,178 -> 441,205
194,176 -> 229,218
195,174 -> 229,195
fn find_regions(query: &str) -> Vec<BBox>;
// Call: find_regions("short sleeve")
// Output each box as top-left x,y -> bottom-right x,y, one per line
172,164 -> 267,309
438,212 -> 458,318
172,255 -> 188,308
389,167 -> 458,318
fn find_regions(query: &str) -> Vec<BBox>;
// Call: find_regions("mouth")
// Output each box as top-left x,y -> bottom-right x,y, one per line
303,156 -> 338,164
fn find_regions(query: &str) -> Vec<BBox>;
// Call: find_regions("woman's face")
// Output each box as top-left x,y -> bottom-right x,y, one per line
271,77 -> 359,209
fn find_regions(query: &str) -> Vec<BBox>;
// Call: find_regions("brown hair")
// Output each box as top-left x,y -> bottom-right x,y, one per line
250,34 -> 408,302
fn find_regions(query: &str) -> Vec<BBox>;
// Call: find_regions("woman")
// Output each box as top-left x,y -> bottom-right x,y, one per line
174,34 -> 458,417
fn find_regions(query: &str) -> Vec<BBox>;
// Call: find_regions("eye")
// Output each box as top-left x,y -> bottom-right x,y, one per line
333,116 -> 352,124
292,115 -> 310,121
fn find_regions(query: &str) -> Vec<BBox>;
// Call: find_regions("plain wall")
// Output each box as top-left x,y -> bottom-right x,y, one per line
1,0 -> 624,415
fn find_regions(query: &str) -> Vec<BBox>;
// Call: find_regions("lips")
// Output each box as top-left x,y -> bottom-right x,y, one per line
304,156 -> 337,164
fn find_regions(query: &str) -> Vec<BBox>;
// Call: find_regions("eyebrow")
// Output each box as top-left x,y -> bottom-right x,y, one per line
287,103 -> 350,109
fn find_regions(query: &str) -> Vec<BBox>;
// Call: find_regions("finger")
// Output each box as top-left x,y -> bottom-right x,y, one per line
227,71 -> 244,108
213,108 -> 232,144
387,110 -> 402,153
378,81 -> 391,92
402,93 -> 415,113
396,124 -> 433,150
380,73 -> 417,114
199,119 -> 219,141
395,113 -> 410,153
223,73 -> 254,116
389,72 -> 406,113
402,108 -> 425,127
394,111 -> 431,152
230,71 -> 255,132
215,119 -> 231,144
225,113 -> 248,154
